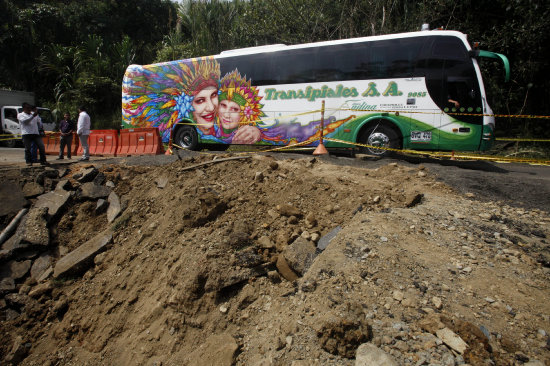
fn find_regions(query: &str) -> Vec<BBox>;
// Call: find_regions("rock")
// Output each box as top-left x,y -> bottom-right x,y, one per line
234,247 -> 263,268
267,209 -> 279,219
28,281 -> 53,298
254,171 -> 264,182
55,179 -> 72,191
392,290 -> 404,302
267,270 -> 281,283
283,237 -> 317,276
436,327 -> 468,354
0,277 -> 16,293
92,172 -> 106,185
432,296 -> 443,310
355,343 -> 398,366
269,161 -> 279,170
96,199 -> 109,214
317,226 -> 342,251
17,207 -> 49,246
22,182 -> 44,198
4,336 -> 31,365
305,212 -> 317,228
105,180 -> 115,188
419,314 -> 445,334
523,361 -> 546,366
316,313 -> 371,358
183,333 -> 238,366
36,167 -> 59,182
34,189 -> 71,221
0,260 -> 32,280
107,192 -> 121,223
37,267 -> 53,282
276,204 -> 302,217
30,254 -> 52,281
57,167 -> 70,178
310,232 -> 320,243
291,361 -> 319,366
257,236 -> 275,249
79,182 -> 111,200
156,176 -> 169,188
276,255 -> 299,282
287,215 -> 299,224
0,183 -> 28,218
404,193 -> 423,208
204,263 -> 270,293
53,230 -> 113,278
76,166 -> 99,183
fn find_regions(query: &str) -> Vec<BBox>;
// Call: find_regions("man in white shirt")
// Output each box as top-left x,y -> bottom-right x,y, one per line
17,102 -> 48,166
77,106 -> 91,161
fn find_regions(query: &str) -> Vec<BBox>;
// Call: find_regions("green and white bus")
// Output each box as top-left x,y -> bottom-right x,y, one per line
122,27 -> 509,156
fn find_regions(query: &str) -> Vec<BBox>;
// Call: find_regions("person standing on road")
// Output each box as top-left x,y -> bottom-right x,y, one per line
57,112 -> 74,160
77,106 -> 91,161
17,103 -> 48,166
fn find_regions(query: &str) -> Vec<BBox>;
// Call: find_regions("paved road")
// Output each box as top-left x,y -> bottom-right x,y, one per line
1,147 -> 549,212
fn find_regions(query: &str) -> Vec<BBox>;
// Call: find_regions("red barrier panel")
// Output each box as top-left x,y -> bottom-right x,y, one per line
43,132 -> 80,157
77,130 -> 118,157
42,132 -> 61,155
117,128 -> 164,156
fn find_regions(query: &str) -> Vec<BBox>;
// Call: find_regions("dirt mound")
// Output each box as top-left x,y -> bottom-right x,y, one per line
1,153 -> 549,365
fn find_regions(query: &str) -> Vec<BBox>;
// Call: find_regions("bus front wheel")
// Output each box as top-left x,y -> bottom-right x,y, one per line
174,126 -> 199,150
359,125 -> 400,157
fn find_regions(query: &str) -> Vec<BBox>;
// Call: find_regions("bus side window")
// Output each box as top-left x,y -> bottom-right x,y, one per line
274,48 -> 315,84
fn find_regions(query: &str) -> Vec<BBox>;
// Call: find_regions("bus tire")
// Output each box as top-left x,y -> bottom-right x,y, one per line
174,126 -> 199,150
359,124 -> 400,157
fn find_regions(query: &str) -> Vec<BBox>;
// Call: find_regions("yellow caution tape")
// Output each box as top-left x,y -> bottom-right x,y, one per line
496,138 -> 550,142
323,137 -> 550,166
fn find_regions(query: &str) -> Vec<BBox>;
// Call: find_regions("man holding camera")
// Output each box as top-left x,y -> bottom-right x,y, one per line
17,102 -> 48,166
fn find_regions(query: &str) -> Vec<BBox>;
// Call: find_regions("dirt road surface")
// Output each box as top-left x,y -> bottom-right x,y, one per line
0,147 -> 549,365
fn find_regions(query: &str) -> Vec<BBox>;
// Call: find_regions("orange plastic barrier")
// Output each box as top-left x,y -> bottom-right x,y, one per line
117,128 -> 164,156
42,132 -> 61,155
77,130 -> 118,157
42,132 -> 80,156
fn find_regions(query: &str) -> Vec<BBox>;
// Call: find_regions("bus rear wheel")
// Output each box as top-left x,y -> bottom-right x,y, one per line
359,124 -> 400,157
174,126 -> 199,150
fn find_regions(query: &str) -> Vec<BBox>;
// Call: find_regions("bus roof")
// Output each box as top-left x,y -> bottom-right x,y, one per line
215,30 -> 468,58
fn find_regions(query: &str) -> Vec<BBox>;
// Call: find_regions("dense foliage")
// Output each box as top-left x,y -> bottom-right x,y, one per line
1,0 -> 548,138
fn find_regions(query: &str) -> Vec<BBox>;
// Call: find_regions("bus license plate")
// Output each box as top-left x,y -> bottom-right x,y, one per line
411,131 -> 432,142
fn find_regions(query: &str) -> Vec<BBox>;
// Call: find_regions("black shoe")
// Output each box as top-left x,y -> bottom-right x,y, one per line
40,161 -> 50,166
56,157 -> 64,160
67,156 -> 71,159
79,157 -> 89,161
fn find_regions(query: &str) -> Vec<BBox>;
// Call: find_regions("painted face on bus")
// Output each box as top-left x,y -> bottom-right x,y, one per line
192,86 -> 218,133
219,99 -> 241,131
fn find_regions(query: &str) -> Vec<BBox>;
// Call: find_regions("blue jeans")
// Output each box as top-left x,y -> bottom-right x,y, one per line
22,134 -> 46,164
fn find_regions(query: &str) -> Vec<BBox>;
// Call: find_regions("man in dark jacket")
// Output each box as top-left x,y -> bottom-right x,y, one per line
57,112 -> 75,159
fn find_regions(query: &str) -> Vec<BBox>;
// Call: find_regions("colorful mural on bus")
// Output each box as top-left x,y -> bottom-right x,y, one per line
122,56 -> 354,147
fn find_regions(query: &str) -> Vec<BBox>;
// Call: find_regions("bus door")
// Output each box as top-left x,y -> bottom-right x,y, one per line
403,77 -> 440,149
